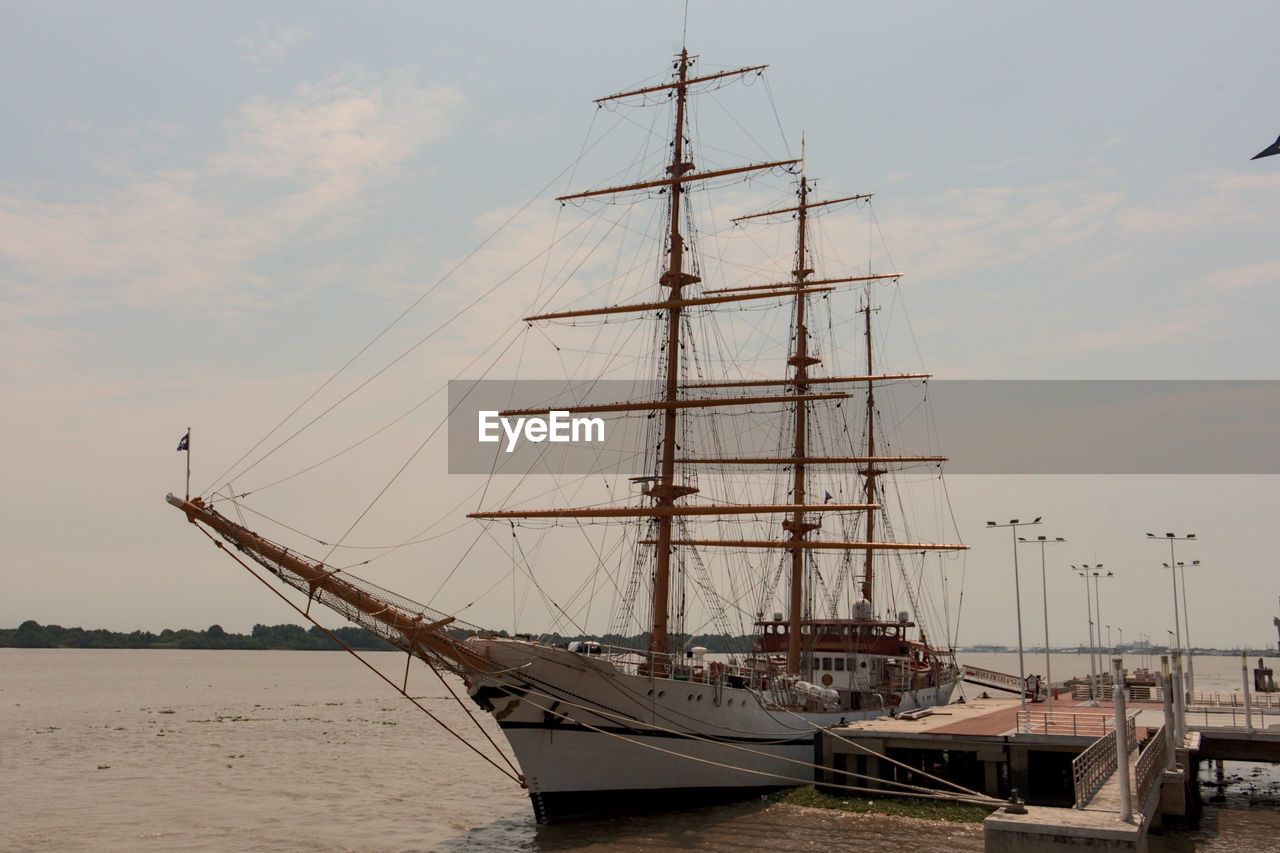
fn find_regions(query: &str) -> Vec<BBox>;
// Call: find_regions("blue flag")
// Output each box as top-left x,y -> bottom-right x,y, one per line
177,431 -> 189,452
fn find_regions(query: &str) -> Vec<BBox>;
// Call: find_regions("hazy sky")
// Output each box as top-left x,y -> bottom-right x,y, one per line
3,2 -> 1279,650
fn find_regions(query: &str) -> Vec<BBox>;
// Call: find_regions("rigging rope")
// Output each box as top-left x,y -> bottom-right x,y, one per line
192,522 -> 524,786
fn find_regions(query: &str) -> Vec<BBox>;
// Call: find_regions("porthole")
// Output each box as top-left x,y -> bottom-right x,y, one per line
696,694 -> 703,702
647,688 -> 654,696
658,690 -> 665,698
687,694 -> 693,702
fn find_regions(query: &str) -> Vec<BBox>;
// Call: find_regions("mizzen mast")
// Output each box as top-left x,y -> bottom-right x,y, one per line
861,302 -> 878,605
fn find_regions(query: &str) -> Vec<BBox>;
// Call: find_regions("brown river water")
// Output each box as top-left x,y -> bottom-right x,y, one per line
2,649 -> 1276,851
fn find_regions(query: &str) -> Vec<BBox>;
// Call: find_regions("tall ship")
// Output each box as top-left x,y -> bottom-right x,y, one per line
168,49 -> 967,823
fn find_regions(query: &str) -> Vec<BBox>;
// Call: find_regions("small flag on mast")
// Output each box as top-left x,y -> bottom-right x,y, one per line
823,491 -> 833,504
177,431 -> 190,452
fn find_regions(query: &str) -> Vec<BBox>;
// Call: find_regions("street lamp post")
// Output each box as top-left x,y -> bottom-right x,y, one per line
988,517 -> 1041,716
1073,564 -> 1099,703
1019,534 -> 1065,720
1073,564 -> 1111,703
1148,533 -> 1197,693
1093,568 -> 1114,694
1176,560 -> 1200,694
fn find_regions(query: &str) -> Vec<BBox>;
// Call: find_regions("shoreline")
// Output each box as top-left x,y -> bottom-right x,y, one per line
771,786 -> 996,824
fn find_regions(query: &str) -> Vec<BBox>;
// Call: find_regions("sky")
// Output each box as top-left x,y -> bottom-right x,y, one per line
3,1 -> 1279,651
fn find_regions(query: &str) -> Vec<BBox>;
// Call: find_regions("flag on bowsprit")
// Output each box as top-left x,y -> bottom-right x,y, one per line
177,431 -> 190,452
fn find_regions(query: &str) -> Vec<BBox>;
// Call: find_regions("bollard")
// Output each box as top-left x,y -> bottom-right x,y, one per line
1242,652 -> 1254,733
1161,655 -> 1177,771
1113,657 -> 1133,822
1172,650 -> 1186,743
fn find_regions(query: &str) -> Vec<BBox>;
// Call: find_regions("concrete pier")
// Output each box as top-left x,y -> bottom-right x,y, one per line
817,696 -> 1154,805
814,693 -> 1204,852
984,740 -> 1190,852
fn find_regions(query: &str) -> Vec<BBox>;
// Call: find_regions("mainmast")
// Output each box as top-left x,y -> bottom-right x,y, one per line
734,181 -> 876,674
648,49 -> 699,658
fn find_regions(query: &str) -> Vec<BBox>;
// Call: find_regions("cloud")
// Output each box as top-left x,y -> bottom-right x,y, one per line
852,181 -> 1125,283
0,66 -> 464,328
1113,169 -> 1280,238
234,23 -> 311,70
1207,259 -> 1280,293
969,155 -> 1035,173
1063,306 -> 1212,353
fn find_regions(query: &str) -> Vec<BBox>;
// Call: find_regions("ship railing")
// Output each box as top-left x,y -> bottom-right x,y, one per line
594,645 -> 773,690
1134,725 -> 1168,807
1071,716 -> 1137,807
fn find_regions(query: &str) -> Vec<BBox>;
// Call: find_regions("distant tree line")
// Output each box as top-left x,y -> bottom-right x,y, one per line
1,621 -> 760,654
0,620 -> 397,651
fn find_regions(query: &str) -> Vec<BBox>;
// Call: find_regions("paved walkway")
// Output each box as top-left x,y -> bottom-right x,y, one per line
1081,741 -> 1143,816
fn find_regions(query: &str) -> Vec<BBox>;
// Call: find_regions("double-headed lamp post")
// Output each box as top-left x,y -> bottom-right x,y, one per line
988,517 -> 1041,715
1072,564 -> 1111,704
1092,568 -> 1114,693
1164,558 -> 1201,694
1019,534 -> 1066,719
1147,532 -> 1197,692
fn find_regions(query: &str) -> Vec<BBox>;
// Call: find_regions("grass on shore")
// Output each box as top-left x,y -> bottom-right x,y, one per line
772,786 -> 996,823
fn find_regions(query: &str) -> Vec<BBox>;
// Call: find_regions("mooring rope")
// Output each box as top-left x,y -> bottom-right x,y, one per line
193,524 -> 525,787
503,676 -> 1000,806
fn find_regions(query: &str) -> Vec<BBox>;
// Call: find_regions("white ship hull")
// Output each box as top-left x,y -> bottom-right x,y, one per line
467,637 -> 957,822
